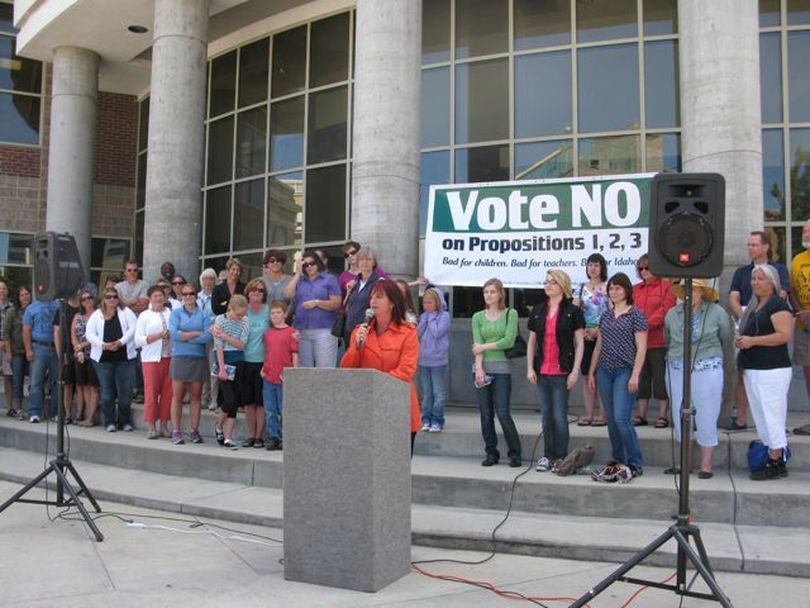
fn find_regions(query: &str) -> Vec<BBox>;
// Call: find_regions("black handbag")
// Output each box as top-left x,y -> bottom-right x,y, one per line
331,314 -> 346,338
504,309 -> 527,359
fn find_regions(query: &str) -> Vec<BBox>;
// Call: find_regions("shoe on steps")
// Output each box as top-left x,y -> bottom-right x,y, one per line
481,454 -> 499,467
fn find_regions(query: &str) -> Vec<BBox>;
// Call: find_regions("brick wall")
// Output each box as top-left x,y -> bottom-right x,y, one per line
95,91 -> 137,187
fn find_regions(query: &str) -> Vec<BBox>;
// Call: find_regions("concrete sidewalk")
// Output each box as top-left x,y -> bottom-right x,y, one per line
0,480 -> 808,608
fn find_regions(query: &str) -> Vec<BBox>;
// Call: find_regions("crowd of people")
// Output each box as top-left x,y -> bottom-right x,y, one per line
1,224 -> 809,482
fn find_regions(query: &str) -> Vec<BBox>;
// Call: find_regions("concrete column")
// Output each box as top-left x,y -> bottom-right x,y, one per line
351,0 -> 421,279
678,0 -> 762,285
143,0 -> 208,283
46,46 -> 100,275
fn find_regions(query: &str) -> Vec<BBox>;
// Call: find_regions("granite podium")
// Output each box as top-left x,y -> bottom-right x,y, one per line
283,368 -> 412,592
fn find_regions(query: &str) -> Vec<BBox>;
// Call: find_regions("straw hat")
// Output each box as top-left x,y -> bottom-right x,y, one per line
671,278 -> 719,303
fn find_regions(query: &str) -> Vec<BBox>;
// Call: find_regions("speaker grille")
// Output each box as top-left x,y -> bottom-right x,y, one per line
658,212 -> 713,268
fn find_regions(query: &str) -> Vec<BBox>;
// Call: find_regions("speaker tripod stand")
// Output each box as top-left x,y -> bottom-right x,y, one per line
0,298 -> 104,541
571,278 -> 731,607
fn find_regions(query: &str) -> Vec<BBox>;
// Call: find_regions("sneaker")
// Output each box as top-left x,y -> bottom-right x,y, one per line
172,431 -> 185,445
750,458 -> 788,481
190,430 -> 203,444
122,424 -> 134,432
215,427 -> 225,446
724,419 -> 748,431
629,465 -> 644,478
146,429 -> 158,440
207,401 -> 218,411
29,415 -> 41,424
242,437 -> 255,448
535,456 -> 551,472
429,424 -> 442,433
266,437 -> 281,451
223,438 -> 238,450
253,438 -> 265,449
420,423 -> 431,432
106,424 -> 116,432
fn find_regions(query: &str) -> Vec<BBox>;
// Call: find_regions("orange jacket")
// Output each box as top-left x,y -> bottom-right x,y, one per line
340,320 -> 421,432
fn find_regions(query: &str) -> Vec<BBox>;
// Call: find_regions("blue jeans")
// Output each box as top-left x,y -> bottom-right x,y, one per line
11,355 -> 29,401
536,374 -> 570,460
28,343 -> 58,418
476,373 -> 521,460
263,380 -> 283,440
597,366 -> 643,468
93,359 -> 135,428
419,364 -> 447,427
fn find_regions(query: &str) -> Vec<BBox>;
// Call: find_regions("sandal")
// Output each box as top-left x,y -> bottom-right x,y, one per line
654,417 -> 668,428
698,470 -> 713,479
577,418 -> 592,426
633,416 -> 648,427
6,408 -> 18,418
592,419 -> 607,427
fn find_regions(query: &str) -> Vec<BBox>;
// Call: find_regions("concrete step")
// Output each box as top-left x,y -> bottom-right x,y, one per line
0,446 -> 808,578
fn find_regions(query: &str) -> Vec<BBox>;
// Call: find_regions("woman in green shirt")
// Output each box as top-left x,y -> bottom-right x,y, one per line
472,278 -> 522,467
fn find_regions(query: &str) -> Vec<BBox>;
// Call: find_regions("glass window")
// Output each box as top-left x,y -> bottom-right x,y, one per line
305,164 -> 346,243
235,252 -> 264,282
762,129 -> 785,221
515,140 -> 574,179
136,154 -> 147,210
515,51 -> 571,137
238,38 -> 269,108
455,144 -> 509,182
788,0 -> 810,25
91,238 -> 130,270
791,225 -> 805,260
577,44 -> 639,133
790,128 -> 810,223
0,232 -> 32,265
272,25 -> 307,98
205,186 -> 232,255
578,135 -> 640,175
309,13 -> 350,88
420,150 -> 450,236
766,226 -> 787,264
645,133 -> 681,173
0,92 -> 39,145
0,36 -> 41,93
207,116 -> 233,185
455,0 -> 508,59
422,0 -> 451,64
138,97 -> 149,152
421,67 -> 450,147
643,0 -> 677,35
644,40 -> 679,128
760,33 -> 782,123
267,171 -> 303,247
788,32 -> 810,123
0,2 -> 13,34
576,0 -> 637,43
514,0 -> 570,50
455,58 -> 508,144
307,85 -> 348,164
760,0 -> 781,27
451,286 -> 483,318
235,106 -> 267,178
210,51 -> 237,117
233,178 -> 264,251
270,96 -> 304,171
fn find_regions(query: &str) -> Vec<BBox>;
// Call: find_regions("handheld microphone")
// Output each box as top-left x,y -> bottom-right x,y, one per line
357,308 -> 375,347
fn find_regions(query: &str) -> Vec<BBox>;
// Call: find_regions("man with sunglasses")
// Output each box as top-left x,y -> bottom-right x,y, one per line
115,260 -> 149,404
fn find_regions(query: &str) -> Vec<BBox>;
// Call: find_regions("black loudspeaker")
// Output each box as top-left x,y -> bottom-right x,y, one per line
648,173 -> 725,278
34,232 -> 86,300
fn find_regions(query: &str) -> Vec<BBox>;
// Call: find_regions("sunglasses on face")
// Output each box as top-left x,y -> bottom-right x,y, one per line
104,294 -> 118,300
302,262 -> 315,269
344,250 -> 358,258
638,266 -> 649,271
81,295 -> 94,301
266,258 -> 282,264
125,268 -> 138,273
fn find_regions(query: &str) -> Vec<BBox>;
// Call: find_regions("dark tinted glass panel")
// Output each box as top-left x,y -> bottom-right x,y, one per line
514,0 -> 570,50
309,13 -> 350,87
305,164 -> 346,242
760,0 -> 781,26
643,0 -> 677,35
452,286 -> 483,318
420,151 -> 450,236
788,32 -> 810,122
576,0 -> 637,42
578,44 -> 639,133
788,0 -> 810,25
0,232 -> 33,265
790,128 -> 810,222
762,129 -> 785,221
0,37 -> 41,93
234,178 -> 264,251
267,171 -> 303,247
236,252 -> 264,282
91,238 -> 130,270
515,51 -> 571,137
272,26 -> 306,98
205,186 -> 232,255
455,144 -> 509,182
645,132 -> 681,172
644,40 -> 679,128
0,92 -> 39,144
423,0 -> 451,64
766,226 -> 787,265
0,3 -> 14,33
207,116 -> 233,185
455,0 -> 508,59
791,225 -> 805,261
307,86 -> 347,164
235,106 -> 267,178
210,51 -> 236,117
136,153 -> 147,210
270,96 -> 304,171
578,135 -> 640,176
135,211 -> 144,266
421,67 -> 450,147
515,140 -> 574,179
455,59 -> 508,144
760,33 -> 782,123
238,38 -> 269,107
138,97 -> 149,152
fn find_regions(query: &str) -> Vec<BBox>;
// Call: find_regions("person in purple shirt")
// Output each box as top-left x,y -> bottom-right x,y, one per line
417,288 -> 450,432
284,250 -> 341,368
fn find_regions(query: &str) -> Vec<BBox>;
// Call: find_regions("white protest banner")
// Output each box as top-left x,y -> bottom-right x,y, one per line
424,173 -> 655,289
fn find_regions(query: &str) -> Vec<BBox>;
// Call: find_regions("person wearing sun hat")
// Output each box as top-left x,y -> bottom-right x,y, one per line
664,278 -> 733,479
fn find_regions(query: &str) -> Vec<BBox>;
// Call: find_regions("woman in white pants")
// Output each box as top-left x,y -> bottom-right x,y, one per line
664,279 -> 733,479
736,264 -> 794,481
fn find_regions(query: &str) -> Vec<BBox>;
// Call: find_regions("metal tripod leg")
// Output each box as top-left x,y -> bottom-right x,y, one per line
62,460 -> 103,513
50,460 -> 104,541
0,466 -> 54,514
672,527 -> 730,606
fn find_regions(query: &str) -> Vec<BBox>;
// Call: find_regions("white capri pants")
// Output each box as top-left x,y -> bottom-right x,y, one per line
298,328 -> 338,369
743,367 -> 791,451
667,364 -> 723,447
